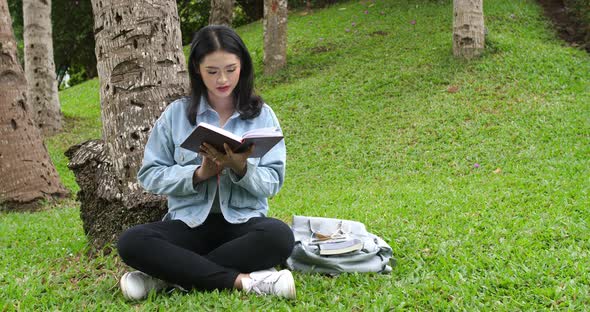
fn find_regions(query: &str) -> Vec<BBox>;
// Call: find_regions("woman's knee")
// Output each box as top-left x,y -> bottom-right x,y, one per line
117,224 -> 151,263
259,219 -> 295,259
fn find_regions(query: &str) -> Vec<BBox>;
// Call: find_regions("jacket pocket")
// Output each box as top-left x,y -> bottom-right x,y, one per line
174,191 -> 206,205
229,185 -> 260,208
174,146 -> 201,166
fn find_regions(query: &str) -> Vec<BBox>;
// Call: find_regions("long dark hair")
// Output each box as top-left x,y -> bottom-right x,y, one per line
187,25 -> 262,125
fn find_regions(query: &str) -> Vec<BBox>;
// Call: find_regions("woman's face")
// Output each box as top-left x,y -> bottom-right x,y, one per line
199,50 -> 241,102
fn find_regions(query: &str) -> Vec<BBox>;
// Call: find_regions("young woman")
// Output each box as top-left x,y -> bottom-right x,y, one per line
116,25 -> 295,300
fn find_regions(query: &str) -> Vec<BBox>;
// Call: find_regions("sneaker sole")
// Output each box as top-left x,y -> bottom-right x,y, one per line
120,272 -> 132,300
120,272 -> 169,300
281,270 -> 296,300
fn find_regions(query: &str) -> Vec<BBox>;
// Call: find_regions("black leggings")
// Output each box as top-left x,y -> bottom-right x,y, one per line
117,214 -> 295,291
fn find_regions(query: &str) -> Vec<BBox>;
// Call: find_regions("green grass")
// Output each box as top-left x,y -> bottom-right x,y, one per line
45,79 -> 101,193
2,0 -> 590,310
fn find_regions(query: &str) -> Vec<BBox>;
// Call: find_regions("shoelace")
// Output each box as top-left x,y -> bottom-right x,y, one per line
165,284 -> 188,295
248,275 -> 278,295
141,274 -> 170,292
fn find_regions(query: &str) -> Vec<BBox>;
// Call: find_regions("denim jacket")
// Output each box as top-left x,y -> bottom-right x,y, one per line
137,96 -> 286,227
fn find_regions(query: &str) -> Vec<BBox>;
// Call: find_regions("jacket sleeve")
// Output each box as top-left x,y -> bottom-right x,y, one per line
137,115 -> 204,196
228,109 -> 286,198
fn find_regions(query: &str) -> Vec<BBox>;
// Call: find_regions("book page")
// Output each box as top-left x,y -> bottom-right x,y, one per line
242,127 -> 282,139
198,122 -> 243,142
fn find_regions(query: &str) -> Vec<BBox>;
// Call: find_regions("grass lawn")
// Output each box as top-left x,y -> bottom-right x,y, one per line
2,0 -> 589,310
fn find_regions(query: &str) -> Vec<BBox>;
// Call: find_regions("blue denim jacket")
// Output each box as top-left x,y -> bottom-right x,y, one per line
137,96 -> 286,227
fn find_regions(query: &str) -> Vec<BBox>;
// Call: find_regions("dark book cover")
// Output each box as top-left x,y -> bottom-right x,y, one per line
180,122 -> 283,158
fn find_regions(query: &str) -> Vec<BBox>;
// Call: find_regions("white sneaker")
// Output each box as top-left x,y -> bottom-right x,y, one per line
120,271 -> 169,301
242,269 -> 296,299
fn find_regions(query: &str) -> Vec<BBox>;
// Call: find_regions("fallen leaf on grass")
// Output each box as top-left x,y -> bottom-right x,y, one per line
493,168 -> 502,174
447,85 -> 460,93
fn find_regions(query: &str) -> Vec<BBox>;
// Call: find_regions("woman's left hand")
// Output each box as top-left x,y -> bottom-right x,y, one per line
200,142 -> 254,177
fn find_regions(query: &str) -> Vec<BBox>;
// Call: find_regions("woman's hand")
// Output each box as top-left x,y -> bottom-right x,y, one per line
200,142 -> 254,177
193,152 -> 219,184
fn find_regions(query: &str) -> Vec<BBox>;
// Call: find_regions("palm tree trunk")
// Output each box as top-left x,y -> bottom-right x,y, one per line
0,0 -> 68,210
66,0 -> 189,251
23,0 -> 63,136
263,0 -> 288,75
209,0 -> 234,26
453,0 -> 485,59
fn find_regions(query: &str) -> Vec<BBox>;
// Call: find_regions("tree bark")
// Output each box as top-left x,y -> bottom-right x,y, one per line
453,0 -> 485,60
263,0 -> 287,75
0,0 -> 68,211
237,0 -> 264,22
23,0 -> 63,136
92,0 -> 189,197
66,0 -> 189,251
209,0 -> 234,26
66,140 -> 167,252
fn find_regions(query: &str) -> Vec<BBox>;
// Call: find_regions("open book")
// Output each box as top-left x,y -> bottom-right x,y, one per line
180,122 -> 284,158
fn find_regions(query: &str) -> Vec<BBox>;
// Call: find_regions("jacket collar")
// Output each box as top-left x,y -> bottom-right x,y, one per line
196,96 -> 240,120
196,96 -> 211,116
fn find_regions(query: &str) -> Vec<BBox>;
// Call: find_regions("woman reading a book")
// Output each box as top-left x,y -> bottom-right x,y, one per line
116,25 -> 295,300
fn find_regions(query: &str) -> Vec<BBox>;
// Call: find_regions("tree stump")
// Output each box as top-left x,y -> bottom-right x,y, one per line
66,140 -> 167,252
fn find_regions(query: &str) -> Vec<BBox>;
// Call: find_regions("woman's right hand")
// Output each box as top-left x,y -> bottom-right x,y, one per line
193,152 -> 220,184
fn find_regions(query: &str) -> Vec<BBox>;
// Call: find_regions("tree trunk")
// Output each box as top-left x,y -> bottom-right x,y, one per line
263,0 -> 287,75
23,0 -> 63,136
0,0 -> 68,211
93,0 -> 189,198
209,0 -> 234,26
453,0 -> 485,60
66,0 -> 189,251
237,0 -> 264,22
65,140 -> 167,252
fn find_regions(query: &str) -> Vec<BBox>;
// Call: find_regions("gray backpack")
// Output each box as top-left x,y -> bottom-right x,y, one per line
286,215 -> 395,275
